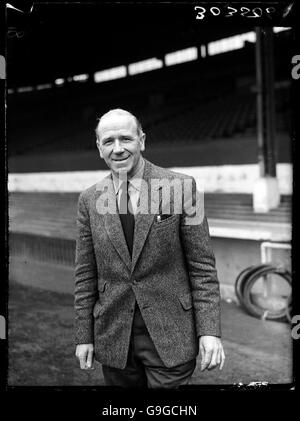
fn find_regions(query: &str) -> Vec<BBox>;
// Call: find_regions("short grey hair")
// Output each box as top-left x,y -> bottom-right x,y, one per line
95,108 -> 144,142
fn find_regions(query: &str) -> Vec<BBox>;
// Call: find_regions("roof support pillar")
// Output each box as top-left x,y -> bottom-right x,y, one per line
253,27 -> 280,212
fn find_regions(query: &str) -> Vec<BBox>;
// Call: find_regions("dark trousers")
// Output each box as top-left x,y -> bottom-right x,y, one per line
102,302 -> 196,389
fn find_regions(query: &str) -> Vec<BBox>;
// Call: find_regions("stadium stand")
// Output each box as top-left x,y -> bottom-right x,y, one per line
8,191 -> 291,270
8,83 -> 290,156
9,192 -> 291,240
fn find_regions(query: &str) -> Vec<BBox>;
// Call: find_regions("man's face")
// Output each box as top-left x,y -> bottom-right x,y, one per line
96,113 -> 145,178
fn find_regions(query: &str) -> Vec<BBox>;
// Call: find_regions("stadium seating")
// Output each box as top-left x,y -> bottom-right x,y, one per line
8,85 -> 290,156
7,37 -> 291,159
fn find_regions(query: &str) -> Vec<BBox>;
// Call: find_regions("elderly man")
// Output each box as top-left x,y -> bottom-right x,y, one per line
74,108 -> 225,388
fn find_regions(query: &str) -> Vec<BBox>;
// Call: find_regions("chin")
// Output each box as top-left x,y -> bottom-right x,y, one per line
113,164 -> 131,175
115,160 -> 133,171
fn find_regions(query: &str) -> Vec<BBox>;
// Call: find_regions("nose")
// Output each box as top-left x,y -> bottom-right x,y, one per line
113,139 -> 124,154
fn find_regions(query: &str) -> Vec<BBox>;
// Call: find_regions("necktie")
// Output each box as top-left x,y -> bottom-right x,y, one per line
118,181 -> 135,257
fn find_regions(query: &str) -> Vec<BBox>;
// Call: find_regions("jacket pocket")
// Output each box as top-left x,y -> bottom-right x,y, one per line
152,213 -> 179,229
93,301 -> 102,318
98,280 -> 107,293
178,293 -> 193,310
94,281 -> 106,318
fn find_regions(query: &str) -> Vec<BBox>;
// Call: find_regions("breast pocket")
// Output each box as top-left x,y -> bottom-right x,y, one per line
152,214 -> 179,230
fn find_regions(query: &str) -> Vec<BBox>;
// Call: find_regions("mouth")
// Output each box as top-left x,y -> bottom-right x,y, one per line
112,156 -> 130,162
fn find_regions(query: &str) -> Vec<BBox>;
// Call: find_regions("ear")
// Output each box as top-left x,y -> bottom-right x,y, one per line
140,133 -> 146,152
96,140 -> 104,159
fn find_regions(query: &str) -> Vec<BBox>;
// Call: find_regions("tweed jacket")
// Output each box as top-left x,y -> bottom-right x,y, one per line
74,158 -> 221,369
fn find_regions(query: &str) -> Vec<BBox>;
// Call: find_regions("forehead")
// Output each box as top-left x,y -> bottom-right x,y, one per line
98,113 -> 137,139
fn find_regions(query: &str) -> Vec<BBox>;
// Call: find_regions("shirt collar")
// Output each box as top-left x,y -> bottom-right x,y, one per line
112,157 -> 145,195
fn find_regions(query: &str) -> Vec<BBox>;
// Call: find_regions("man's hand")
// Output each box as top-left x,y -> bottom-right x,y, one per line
199,336 -> 225,371
75,344 -> 94,370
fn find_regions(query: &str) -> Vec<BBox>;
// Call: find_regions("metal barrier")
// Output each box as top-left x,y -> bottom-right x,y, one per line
260,241 -> 291,264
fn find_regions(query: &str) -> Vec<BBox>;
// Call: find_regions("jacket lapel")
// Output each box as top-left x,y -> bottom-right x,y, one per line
131,160 -> 159,273
96,175 -> 131,271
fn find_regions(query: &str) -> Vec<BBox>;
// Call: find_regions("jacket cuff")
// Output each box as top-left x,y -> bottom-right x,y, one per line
74,320 -> 94,345
195,317 -> 222,338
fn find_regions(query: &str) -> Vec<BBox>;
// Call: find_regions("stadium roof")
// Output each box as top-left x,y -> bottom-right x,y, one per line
7,3 -> 262,87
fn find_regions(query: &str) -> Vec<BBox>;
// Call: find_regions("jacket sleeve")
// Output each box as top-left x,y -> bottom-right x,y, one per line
74,191 -> 98,345
180,177 -> 221,338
